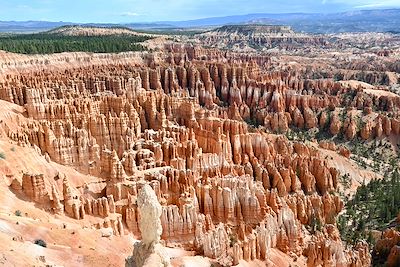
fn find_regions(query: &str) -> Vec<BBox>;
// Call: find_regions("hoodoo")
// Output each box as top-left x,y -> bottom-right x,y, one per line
127,184 -> 170,267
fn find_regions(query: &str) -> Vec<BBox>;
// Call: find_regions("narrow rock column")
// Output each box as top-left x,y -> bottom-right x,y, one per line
128,184 -> 171,267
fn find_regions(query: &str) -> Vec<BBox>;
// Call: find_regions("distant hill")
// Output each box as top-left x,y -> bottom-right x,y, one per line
46,25 -> 145,36
0,21 -> 73,33
243,9 -> 400,33
160,9 -> 400,33
0,8 -> 399,34
0,21 -> 168,33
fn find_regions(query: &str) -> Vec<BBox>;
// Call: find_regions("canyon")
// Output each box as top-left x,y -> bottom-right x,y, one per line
0,25 -> 399,266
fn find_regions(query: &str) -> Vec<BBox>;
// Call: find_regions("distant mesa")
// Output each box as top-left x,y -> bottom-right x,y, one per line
198,23 -> 325,51
213,24 -> 295,35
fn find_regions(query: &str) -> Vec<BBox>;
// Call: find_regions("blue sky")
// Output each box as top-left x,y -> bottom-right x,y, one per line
0,0 -> 399,23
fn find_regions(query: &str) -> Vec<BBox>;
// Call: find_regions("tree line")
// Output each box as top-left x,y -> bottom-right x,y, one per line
0,34 -> 151,54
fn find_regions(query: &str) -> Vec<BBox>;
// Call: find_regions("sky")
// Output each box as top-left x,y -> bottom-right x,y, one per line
0,0 -> 399,23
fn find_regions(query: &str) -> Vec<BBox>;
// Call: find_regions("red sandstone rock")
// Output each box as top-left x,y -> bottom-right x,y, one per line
330,114 -> 342,136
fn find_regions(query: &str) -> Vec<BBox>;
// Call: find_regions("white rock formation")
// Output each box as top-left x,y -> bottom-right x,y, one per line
128,184 -> 171,267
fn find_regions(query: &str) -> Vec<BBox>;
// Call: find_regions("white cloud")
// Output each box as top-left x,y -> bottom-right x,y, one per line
354,3 -> 386,8
120,12 -> 139,17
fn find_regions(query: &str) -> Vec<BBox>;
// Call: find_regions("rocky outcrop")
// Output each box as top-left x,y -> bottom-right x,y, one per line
374,229 -> 400,267
21,173 -> 50,204
304,225 -> 370,267
387,245 -> 400,267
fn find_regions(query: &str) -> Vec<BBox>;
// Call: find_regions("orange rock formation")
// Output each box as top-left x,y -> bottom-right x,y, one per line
1,40 -> 397,266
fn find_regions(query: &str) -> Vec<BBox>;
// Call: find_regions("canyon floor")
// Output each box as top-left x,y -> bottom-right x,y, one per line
0,25 -> 399,267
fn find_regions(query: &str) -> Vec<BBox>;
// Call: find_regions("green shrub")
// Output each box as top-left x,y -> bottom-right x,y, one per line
34,239 -> 47,248
14,210 -> 22,217
310,215 -> 322,234
229,234 -> 237,247
0,152 -> 5,160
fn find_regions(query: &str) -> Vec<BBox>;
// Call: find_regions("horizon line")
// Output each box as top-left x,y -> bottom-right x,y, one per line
1,7 -> 398,25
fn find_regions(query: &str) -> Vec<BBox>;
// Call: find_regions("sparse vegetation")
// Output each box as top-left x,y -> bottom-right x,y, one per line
339,173 -> 351,191
229,234 -> 237,247
337,168 -> 400,246
308,214 -> 322,234
245,117 -> 262,132
285,128 -> 314,142
0,152 -> 5,160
